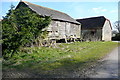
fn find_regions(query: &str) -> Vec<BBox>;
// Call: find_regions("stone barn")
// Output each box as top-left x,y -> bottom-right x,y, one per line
76,16 -> 112,41
16,1 -> 81,42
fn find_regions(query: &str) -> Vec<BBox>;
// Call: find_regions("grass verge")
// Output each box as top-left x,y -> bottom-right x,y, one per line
3,41 -> 119,77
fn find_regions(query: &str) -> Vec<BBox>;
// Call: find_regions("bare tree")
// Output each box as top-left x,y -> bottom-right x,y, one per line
112,21 -> 120,41
114,21 -> 120,33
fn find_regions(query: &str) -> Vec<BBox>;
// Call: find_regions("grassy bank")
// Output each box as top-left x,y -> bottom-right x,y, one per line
3,41 -> 119,77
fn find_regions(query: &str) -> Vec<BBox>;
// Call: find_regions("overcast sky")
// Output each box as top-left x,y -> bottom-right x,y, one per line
0,0 -> 119,29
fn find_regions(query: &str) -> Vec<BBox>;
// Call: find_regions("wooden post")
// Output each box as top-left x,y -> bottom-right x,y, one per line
65,38 -> 67,43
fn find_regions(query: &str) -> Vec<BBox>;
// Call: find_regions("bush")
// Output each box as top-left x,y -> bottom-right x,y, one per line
112,33 -> 120,41
2,5 -> 51,59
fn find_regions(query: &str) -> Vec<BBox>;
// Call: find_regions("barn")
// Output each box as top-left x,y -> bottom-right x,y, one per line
76,16 -> 112,41
16,1 -> 81,42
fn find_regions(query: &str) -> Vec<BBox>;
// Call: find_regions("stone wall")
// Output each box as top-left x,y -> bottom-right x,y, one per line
102,20 -> 112,41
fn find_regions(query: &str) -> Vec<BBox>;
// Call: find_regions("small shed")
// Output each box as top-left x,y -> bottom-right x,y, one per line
76,16 -> 112,41
16,1 -> 81,42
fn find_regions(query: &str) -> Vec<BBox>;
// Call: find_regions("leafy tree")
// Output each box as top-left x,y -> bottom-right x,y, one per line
2,4 -> 51,59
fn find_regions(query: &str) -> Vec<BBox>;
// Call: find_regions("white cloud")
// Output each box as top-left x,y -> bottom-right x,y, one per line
101,9 -> 107,12
110,10 -> 118,13
92,7 -> 107,14
92,8 -> 100,13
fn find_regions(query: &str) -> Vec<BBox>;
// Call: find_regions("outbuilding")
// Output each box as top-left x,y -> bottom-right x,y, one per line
16,1 -> 81,42
76,16 -> 112,41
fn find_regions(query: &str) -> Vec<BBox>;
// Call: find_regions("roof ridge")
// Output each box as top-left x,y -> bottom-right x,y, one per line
77,16 -> 106,20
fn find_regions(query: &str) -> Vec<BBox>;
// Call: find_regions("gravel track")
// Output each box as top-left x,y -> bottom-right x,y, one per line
87,45 -> 119,78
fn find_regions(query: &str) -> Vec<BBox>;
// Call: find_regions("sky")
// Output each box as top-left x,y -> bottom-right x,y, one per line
0,0 -> 119,29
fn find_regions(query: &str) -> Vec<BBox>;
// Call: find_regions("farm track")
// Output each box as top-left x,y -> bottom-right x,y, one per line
86,45 -> 119,78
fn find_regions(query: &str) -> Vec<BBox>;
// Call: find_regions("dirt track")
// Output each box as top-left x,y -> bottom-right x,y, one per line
88,45 -> 119,78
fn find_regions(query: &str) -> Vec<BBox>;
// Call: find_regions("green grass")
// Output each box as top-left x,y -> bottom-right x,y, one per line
3,41 -> 119,76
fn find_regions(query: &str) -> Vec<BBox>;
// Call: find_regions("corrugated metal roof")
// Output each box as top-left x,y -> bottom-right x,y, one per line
17,1 -> 80,24
76,16 -> 107,29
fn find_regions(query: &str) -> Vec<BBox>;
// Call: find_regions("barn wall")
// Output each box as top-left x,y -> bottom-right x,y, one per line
47,20 -> 80,40
47,21 -> 59,39
70,24 -> 81,38
102,20 -> 112,41
81,29 -> 102,41
58,21 -> 66,39
75,24 -> 81,38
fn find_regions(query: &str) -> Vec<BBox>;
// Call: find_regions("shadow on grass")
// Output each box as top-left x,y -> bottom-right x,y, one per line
2,42 -> 118,78
2,57 -> 97,78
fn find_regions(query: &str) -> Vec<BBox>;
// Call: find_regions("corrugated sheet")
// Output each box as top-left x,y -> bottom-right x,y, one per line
76,16 -> 106,29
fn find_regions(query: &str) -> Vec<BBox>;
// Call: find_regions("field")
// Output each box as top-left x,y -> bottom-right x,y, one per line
3,41 -> 119,78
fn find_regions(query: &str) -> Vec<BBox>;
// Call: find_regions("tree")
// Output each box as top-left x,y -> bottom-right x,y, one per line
112,21 -> 120,41
2,5 -> 19,58
2,5 -> 51,59
114,21 -> 120,33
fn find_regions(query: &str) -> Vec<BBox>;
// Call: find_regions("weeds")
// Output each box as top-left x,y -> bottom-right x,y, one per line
3,41 -> 118,77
